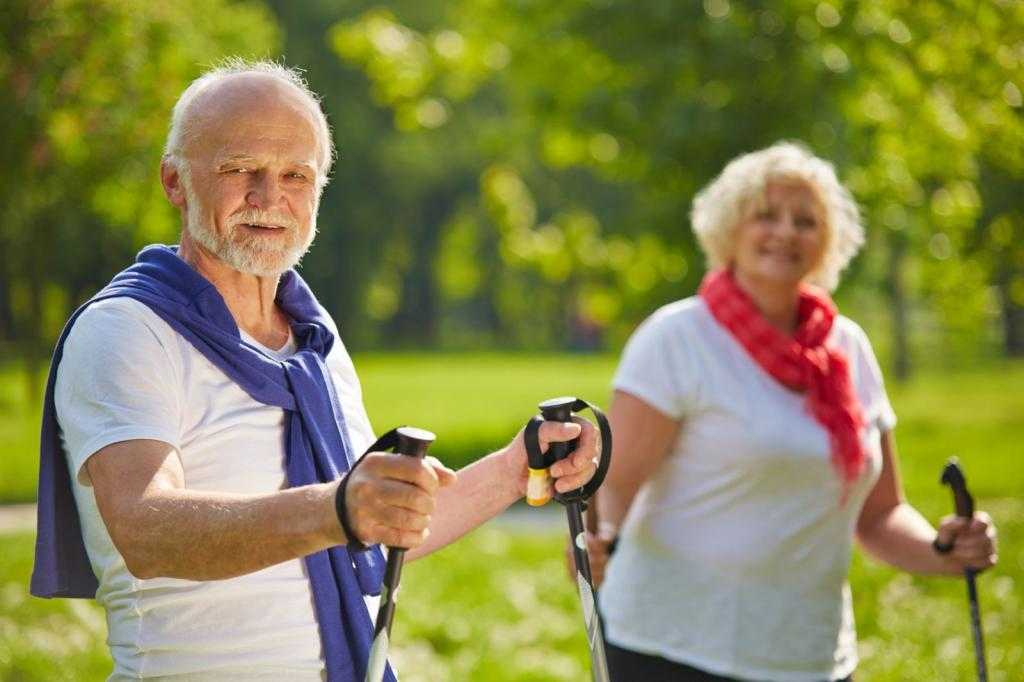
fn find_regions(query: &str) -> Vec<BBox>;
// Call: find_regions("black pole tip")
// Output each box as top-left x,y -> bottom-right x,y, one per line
539,396 -> 578,411
396,426 -> 436,444
941,457 -> 965,487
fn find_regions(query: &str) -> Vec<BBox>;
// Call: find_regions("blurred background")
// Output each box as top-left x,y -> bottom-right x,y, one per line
1,1 -> 1021,679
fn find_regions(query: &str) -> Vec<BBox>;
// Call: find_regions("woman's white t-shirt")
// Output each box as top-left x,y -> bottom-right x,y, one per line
55,297 -> 378,681
600,297 -> 897,682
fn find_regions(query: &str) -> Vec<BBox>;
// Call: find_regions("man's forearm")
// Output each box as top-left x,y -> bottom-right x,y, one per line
407,448 -> 521,561
111,482 -> 344,580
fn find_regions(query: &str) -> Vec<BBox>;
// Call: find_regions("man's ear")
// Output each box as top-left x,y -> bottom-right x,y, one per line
161,158 -> 187,210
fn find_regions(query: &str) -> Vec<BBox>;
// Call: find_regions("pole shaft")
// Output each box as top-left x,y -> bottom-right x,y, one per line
566,501 -> 610,682
375,548 -> 407,638
965,570 -> 988,682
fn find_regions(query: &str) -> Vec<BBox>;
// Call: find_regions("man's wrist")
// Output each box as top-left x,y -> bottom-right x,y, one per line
496,443 -> 529,501
932,533 -> 954,555
334,474 -> 369,552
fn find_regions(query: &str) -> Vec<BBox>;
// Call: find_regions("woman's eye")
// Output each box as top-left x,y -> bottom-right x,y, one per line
756,210 -> 777,221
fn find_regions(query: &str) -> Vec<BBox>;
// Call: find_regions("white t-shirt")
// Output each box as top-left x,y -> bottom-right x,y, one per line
55,297 -> 378,680
600,297 -> 897,682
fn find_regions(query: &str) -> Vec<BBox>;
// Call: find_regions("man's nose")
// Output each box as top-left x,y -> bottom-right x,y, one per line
246,172 -> 285,211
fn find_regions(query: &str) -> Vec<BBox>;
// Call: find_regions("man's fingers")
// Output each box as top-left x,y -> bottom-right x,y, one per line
555,471 -> 590,493
375,525 -> 430,550
571,416 -> 600,464
371,503 -> 431,533
372,479 -> 436,515
425,456 -> 457,487
537,420 -> 582,450
549,418 -> 598,477
363,453 -> 442,493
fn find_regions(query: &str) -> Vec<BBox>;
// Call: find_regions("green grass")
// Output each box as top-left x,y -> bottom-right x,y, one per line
1,355 -> 1022,680
0,352 -> 616,503
0,367 -> 42,504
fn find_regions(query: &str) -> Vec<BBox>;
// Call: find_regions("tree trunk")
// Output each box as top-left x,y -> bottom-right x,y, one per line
997,276 -> 1024,357
887,231 -> 912,381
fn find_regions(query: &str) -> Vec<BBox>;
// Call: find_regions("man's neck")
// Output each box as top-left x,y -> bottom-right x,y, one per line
733,270 -> 801,335
178,235 -> 291,349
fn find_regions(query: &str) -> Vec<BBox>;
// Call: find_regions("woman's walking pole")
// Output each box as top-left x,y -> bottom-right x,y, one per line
940,458 -> 988,682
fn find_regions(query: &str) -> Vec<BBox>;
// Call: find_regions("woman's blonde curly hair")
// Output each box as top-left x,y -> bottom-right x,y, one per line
690,141 -> 864,291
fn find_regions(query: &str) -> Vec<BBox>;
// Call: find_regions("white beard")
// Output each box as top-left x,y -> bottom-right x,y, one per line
180,171 -> 317,277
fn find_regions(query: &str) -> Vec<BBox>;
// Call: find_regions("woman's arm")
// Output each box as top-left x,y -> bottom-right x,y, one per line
577,390 -> 680,585
597,390 -> 681,531
855,430 -> 997,576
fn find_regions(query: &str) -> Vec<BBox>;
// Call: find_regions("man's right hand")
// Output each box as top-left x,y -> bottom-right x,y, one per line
341,454 -> 456,549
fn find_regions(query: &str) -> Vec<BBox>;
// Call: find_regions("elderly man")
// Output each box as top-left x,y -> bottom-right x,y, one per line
32,60 -> 597,681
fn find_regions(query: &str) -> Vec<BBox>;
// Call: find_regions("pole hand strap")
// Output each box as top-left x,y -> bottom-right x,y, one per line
523,397 -> 612,507
335,427 -> 407,552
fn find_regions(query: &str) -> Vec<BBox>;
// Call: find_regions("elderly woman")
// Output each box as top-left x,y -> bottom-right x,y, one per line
591,142 -> 997,682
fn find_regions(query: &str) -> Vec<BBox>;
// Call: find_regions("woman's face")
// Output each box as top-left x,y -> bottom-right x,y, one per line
731,180 -> 828,289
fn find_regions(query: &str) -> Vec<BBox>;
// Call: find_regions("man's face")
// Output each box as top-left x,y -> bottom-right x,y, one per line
178,81 -> 323,276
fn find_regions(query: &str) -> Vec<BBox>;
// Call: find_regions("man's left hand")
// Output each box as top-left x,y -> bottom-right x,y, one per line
502,417 -> 600,498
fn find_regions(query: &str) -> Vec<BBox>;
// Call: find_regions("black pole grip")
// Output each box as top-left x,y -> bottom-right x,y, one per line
394,426 -> 435,459
940,457 -> 975,519
523,396 -> 612,506
370,426 -> 436,638
539,397 -> 578,464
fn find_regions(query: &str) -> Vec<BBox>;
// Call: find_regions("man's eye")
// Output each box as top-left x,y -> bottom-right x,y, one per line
756,210 -> 777,220
287,172 -> 307,180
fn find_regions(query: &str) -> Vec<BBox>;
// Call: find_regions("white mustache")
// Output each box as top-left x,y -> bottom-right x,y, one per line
229,209 -> 300,231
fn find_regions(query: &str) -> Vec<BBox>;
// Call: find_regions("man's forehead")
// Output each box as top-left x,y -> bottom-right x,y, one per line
184,74 -> 322,159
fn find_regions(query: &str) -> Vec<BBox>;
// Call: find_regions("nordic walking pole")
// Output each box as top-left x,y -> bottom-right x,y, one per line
940,458 -> 988,682
524,397 -> 612,682
362,426 -> 437,682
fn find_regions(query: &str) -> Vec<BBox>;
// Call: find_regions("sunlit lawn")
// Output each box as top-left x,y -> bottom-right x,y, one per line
1,356 -> 1022,680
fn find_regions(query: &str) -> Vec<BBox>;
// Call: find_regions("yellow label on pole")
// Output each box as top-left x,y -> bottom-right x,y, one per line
526,468 -> 553,506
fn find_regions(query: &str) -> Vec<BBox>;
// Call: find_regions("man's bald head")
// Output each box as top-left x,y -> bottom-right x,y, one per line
164,59 -> 334,190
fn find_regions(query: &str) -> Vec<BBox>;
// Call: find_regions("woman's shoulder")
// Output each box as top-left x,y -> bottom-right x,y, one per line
831,313 -> 868,340
829,314 -> 879,360
642,295 -> 710,329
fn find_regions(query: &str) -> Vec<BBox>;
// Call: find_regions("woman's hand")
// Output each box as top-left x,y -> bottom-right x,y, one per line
564,525 -> 617,588
934,511 -> 998,572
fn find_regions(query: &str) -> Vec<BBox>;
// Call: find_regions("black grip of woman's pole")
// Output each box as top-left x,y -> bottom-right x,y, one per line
940,457 -> 975,519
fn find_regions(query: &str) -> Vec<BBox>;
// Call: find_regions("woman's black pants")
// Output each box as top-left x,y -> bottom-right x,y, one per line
605,641 -> 853,682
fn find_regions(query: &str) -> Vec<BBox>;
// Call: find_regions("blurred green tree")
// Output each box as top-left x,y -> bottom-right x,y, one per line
0,0 -> 280,397
331,0 -> 1024,373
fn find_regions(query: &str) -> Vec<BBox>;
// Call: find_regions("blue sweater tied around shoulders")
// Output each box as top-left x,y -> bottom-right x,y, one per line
31,244 -> 395,682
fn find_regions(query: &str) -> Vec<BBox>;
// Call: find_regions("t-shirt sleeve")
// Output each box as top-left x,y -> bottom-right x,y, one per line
612,307 -> 698,420
845,320 -> 897,433
55,298 -> 183,486
322,315 -> 376,457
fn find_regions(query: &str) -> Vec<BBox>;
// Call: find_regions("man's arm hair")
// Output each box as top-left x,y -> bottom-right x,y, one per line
86,439 -> 346,580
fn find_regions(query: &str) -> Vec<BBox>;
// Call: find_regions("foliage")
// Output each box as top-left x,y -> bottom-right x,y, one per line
0,0 -> 280,394
331,0 -> 1024,369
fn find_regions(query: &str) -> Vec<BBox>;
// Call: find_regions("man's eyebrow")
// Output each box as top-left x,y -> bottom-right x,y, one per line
217,155 -> 258,167
216,155 -> 316,171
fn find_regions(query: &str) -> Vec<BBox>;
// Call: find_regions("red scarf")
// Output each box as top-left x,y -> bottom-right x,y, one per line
700,269 -> 866,485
